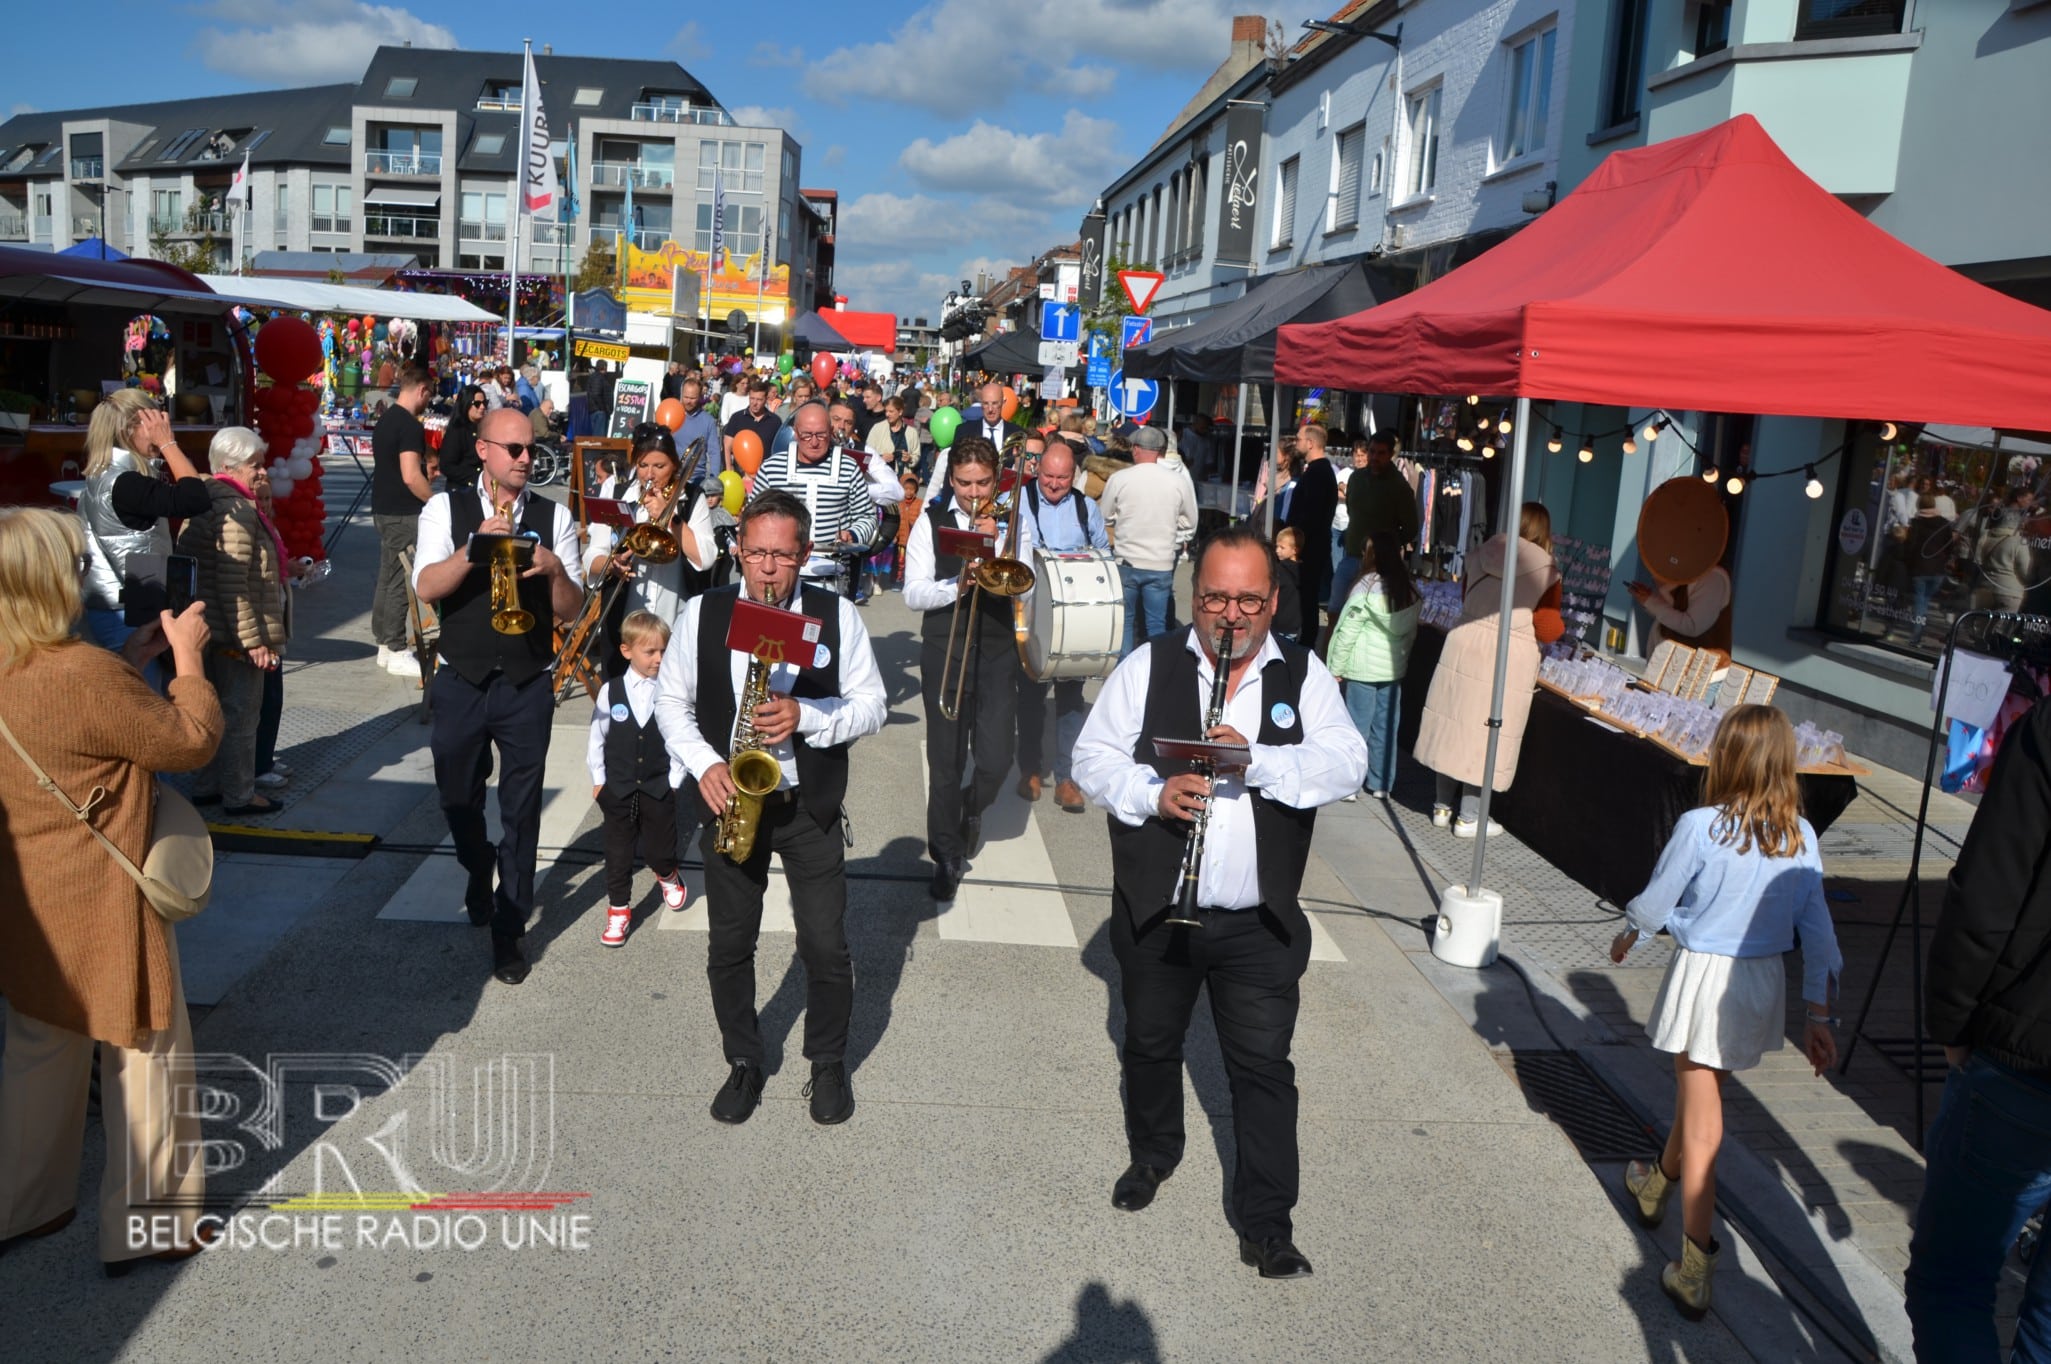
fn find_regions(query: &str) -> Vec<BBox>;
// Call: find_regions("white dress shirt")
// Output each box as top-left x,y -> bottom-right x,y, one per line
1072,627 -> 1367,910
903,495 -> 1038,613
583,480 -> 717,625
411,483 -> 586,596
586,669 -> 686,789
653,588 -> 888,793
854,445 -> 906,507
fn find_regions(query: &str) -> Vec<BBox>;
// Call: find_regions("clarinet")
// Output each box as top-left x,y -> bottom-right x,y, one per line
1164,621 -> 1240,928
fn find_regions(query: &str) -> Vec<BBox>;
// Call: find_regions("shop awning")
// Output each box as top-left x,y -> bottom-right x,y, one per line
195,274 -> 497,323
963,328 -> 1051,375
789,310 -> 852,351
0,245 -> 270,314
361,187 -> 440,209
1127,259 -> 1398,384
1275,115 -> 2051,430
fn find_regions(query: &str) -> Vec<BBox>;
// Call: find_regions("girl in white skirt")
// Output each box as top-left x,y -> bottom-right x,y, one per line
1609,705 -> 1843,1320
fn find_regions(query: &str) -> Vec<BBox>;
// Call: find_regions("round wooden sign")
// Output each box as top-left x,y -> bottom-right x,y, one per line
1637,477 -> 1729,585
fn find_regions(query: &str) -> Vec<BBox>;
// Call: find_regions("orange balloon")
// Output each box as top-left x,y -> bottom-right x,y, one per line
1001,386 -> 1020,421
733,429 -> 764,475
654,397 -> 685,431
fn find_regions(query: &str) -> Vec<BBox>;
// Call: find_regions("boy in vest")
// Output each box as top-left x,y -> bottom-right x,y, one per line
588,610 -> 688,947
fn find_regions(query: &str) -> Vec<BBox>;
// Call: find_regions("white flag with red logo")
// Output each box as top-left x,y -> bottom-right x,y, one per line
518,46 -> 558,217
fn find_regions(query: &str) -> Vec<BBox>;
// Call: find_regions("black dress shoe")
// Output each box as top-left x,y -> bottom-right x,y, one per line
1111,1162 -> 1172,1212
490,932 -> 529,985
805,1061 -> 854,1125
464,866 -> 493,926
960,809 -> 983,858
928,857 -> 965,901
710,1060 -> 765,1124
1240,1235 -> 1313,1279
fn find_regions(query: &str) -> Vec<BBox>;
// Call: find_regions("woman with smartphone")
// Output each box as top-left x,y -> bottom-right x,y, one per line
77,389 -> 211,655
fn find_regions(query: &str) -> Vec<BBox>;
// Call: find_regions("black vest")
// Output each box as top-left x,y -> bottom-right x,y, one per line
439,492 -> 559,685
1106,633 -> 1317,938
694,584 -> 848,830
602,676 -> 671,799
921,496 -> 1015,646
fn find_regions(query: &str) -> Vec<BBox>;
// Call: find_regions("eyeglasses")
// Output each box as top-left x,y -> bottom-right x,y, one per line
795,430 -> 832,442
736,548 -> 804,566
478,438 -> 534,460
1195,591 -> 1272,615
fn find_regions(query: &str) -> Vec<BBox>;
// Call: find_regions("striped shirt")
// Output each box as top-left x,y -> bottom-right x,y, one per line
748,445 -> 879,549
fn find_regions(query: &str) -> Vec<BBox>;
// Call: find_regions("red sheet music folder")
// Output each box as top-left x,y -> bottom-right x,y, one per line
936,527 -> 997,560
584,497 -> 635,529
725,596 -> 824,666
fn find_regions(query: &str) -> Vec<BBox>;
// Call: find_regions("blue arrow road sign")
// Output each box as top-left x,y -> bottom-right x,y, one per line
1121,315 -> 1152,352
1040,300 -> 1080,343
1108,369 -> 1158,420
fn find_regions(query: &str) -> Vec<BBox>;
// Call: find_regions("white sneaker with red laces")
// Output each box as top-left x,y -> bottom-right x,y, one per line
659,877 -> 687,911
600,907 -> 631,947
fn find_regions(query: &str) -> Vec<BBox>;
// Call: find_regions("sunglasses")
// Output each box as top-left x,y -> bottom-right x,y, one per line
479,438 -> 535,460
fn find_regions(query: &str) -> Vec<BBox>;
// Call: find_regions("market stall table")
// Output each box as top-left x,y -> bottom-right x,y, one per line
1399,625 -> 1858,906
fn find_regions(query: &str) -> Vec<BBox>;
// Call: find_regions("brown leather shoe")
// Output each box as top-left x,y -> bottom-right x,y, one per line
1016,772 -> 1043,802
1056,779 -> 1086,812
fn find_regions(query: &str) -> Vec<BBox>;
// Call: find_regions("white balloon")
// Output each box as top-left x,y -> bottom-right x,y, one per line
288,456 -> 314,480
269,475 -> 295,499
294,436 -> 320,460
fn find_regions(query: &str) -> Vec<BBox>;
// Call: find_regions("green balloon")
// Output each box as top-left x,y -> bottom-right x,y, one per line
931,405 -> 962,449
777,352 -> 795,374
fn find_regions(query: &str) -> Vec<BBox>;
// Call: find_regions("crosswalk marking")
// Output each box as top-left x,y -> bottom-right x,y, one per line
377,715 -> 597,923
920,747 -> 1080,948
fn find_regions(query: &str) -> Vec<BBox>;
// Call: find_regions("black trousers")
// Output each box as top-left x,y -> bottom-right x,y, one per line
430,668 -> 554,938
700,793 -> 852,1066
1016,674 -> 1088,783
1111,902 -> 1312,1241
598,787 -> 678,906
921,626 -> 1019,863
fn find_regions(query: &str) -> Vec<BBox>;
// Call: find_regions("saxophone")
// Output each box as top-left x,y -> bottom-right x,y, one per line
713,590 -> 787,862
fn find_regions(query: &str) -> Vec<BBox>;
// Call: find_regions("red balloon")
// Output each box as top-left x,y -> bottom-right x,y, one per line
253,318 -> 323,385
732,429 -> 764,475
810,353 -> 836,388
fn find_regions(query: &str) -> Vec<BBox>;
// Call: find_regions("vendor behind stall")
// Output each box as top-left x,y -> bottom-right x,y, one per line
78,390 -> 210,652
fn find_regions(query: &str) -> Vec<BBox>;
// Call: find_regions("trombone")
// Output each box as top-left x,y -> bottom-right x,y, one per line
937,446 -> 1036,722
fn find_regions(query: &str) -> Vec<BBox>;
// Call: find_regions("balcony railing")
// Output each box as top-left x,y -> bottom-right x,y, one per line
589,226 -> 669,250
364,150 -> 442,177
363,212 -> 439,239
529,221 -> 569,244
71,216 -> 100,239
31,215 -> 53,242
69,157 -> 103,180
589,162 -> 676,189
630,103 -> 733,126
150,211 -> 230,237
0,215 -> 24,239
459,219 -> 507,242
475,96 -> 519,112
310,214 -> 352,235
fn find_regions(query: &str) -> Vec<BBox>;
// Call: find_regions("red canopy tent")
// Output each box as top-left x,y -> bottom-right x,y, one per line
1275,114 -> 2051,430
1273,115 -> 2051,958
823,309 -> 898,351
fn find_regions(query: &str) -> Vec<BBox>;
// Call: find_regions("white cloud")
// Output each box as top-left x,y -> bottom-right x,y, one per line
821,145 -> 846,169
667,22 -> 710,62
749,42 -> 806,68
727,106 -> 801,137
836,193 -> 1037,257
193,2 -> 456,85
8,103 -> 35,119
900,111 -> 1124,207
805,0 -> 1261,115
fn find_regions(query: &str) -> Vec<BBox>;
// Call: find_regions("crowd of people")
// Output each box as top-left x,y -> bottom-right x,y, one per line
0,356 -> 2042,1352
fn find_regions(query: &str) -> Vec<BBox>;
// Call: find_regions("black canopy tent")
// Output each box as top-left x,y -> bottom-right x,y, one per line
1122,258 -> 1397,383
789,309 -> 854,351
963,327 -> 1050,375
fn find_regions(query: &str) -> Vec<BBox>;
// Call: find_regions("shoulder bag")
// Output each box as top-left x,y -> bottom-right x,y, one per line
0,711 -> 213,922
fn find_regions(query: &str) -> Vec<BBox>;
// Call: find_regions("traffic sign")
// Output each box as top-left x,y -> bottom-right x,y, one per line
1108,369 -> 1158,420
1037,340 -> 1080,369
1118,270 -> 1165,314
1121,315 -> 1152,352
1087,355 -> 1111,387
1040,300 -> 1080,343
1087,332 -> 1111,361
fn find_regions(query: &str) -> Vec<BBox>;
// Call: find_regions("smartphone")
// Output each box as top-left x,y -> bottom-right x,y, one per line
123,552 -> 201,626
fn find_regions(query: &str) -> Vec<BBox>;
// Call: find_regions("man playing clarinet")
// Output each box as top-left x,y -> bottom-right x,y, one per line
1072,526 -> 1365,1279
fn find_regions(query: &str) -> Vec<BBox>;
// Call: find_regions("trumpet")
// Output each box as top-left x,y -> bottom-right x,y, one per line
937,455 -> 1036,722
713,584 -> 786,862
483,476 -> 534,635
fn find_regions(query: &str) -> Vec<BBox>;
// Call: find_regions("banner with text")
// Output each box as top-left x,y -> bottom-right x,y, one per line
1217,102 -> 1265,269
1078,210 -> 1106,309
619,240 -> 791,321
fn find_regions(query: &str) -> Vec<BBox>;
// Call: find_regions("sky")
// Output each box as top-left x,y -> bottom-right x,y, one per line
7,0 -> 1333,321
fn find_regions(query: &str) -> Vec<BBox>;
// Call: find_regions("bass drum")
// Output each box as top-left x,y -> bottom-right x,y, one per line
1019,549 -> 1125,681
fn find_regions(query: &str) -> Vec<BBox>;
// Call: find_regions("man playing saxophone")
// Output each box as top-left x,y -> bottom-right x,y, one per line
654,490 -> 886,1127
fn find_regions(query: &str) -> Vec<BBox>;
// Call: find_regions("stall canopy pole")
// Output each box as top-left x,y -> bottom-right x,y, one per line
1467,394 -> 1534,892
1263,385 -> 1286,538
1229,382 -> 1249,521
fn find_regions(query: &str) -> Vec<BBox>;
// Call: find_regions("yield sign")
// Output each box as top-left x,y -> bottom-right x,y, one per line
1118,269 -> 1165,315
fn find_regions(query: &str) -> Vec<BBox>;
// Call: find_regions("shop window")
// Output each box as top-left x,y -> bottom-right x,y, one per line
1795,0 -> 1907,39
1817,425 -> 2051,657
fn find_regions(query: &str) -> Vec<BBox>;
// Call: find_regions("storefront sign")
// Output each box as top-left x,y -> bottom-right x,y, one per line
1078,209 -> 1107,309
573,338 -> 631,364
608,378 -> 653,438
1217,102 -> 1265,269
1837,508 -> 1867,556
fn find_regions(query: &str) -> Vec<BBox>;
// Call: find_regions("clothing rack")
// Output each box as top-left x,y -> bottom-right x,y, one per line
1839,608 -> 2051,1142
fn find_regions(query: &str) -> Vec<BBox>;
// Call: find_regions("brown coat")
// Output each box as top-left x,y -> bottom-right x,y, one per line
1413,535 -> 1559,792
175,478 -> 287,654
0,644 -> 222,1045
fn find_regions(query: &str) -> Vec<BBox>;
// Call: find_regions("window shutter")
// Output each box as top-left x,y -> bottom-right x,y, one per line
1335,128 -> 1362,228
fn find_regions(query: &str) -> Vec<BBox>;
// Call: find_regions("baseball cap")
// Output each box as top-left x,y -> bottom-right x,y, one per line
1130,426 -> 1168,452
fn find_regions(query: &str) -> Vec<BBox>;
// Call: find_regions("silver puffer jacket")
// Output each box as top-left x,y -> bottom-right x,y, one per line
78,448 -> 169,612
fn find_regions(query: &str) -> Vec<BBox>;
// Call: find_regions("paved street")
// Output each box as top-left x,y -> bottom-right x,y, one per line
0,465 -> 1930,1362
